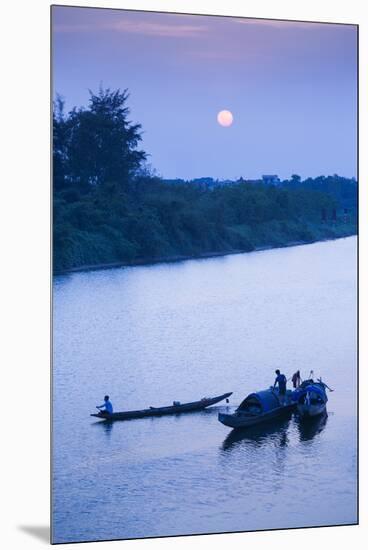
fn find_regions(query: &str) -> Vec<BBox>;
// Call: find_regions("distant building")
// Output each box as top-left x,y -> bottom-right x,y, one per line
262,174 -> 280,186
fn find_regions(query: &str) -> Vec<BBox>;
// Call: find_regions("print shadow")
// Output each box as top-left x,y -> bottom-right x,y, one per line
18,525 -> 50,543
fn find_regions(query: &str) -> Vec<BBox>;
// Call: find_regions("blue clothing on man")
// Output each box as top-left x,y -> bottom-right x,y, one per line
274,372 -> 287,395
97,395 -> 113,414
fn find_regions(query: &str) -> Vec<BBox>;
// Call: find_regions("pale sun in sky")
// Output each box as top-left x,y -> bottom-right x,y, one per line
217,110 -> 234,127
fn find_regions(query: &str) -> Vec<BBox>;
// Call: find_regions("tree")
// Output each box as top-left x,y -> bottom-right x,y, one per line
54,87 -> 147,192
290,174 -> 301,184
53,96 -> 69,192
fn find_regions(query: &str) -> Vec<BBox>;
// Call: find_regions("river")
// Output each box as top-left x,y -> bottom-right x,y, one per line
52,236 -> 357,543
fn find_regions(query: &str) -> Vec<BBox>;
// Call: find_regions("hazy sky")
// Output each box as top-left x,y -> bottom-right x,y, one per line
52,6 -> 357,180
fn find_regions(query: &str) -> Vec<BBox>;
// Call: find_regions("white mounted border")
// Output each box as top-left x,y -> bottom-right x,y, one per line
1,1 -> 366,550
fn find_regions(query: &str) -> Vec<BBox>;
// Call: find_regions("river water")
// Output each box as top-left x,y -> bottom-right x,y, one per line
52,237 -> 357,543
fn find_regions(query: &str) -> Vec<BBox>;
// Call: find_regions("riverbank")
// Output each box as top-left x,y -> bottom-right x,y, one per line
54,225 -> 356,275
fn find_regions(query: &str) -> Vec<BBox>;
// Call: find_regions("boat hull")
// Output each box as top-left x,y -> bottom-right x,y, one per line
218,403 -> 294,429
91,392 -> 232,421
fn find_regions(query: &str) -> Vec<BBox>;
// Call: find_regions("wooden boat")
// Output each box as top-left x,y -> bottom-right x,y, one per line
91,392 -> 232,421
218,388 -> 295,429
295,381 -> 328,418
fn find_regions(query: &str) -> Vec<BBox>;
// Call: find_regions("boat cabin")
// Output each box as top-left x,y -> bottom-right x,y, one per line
237,390 -> 282,414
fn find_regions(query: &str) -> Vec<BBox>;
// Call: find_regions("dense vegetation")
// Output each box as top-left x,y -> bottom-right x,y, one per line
53,88 -> 357,273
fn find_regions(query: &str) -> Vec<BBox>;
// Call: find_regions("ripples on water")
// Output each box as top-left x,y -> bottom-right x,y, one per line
52,237 -> 357,543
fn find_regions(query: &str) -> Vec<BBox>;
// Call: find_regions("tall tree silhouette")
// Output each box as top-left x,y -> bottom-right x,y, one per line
54,87 -> 146,192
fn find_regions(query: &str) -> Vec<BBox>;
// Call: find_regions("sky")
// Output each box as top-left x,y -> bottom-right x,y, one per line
52,6 -> 357,181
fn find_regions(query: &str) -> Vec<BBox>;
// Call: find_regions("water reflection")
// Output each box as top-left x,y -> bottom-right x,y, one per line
91,419 -> 114,437
296,413 -> 328,442
221,414 -> 292,451
221,411 -> 329,451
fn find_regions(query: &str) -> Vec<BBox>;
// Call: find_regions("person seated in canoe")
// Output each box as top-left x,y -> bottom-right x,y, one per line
96,395 -> 113,415
273,369 -> 287,404
291,370 -> 302,388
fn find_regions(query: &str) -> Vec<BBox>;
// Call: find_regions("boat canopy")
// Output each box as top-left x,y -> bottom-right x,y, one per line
292,382 -> 327,400
299,384 -> 326,398
238,389 -> 281,412
303,384 -> 327,399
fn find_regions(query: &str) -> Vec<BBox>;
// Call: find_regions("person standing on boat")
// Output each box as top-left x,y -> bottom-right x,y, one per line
96,395 -> 113,414
291,370 -> 302,388
273,370 -> 287,404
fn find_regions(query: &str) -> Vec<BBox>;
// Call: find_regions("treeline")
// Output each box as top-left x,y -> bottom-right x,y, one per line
282,174 -> 357,211
53,88 -> 357,273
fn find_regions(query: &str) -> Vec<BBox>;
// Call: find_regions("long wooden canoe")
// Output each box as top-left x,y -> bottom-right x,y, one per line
91,392 -> 232,421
